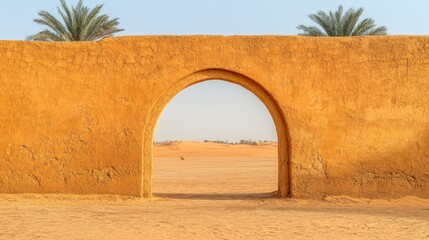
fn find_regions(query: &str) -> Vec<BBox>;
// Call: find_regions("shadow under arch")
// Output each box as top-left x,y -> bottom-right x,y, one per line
142,68 -> 291,198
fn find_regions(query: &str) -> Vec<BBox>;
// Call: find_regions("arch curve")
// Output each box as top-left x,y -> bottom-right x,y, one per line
142,68 -> 291,198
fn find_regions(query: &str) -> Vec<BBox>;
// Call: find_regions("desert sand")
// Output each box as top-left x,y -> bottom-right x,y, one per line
0,141 -> 428,239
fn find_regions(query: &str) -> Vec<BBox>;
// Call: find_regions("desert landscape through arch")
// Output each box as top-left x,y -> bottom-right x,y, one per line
142,69 -> 291,198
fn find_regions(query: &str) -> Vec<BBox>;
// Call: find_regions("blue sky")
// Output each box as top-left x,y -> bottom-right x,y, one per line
1,0 -> 428,38
1,1 -> 427,141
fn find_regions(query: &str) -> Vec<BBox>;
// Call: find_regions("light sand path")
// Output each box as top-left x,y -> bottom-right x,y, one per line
0,195 -> 428,240
0,142 -> 428,239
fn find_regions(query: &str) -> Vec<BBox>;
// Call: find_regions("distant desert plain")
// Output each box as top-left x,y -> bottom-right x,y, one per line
0,141 -> 428,239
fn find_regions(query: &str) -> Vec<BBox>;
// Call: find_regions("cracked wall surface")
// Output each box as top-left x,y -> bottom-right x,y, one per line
0,36 -> 428,198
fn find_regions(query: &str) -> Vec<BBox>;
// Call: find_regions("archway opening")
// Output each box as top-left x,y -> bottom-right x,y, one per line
153,80 -> 278,199
142,69 -> 290,198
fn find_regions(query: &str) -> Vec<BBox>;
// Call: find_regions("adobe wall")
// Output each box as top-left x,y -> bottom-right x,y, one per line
0,36 -> 428,198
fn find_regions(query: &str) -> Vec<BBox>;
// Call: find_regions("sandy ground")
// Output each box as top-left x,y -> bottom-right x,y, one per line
0,141 -> 428,240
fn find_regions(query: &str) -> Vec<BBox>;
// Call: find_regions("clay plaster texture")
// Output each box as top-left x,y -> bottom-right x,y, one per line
0,36 -> 428,199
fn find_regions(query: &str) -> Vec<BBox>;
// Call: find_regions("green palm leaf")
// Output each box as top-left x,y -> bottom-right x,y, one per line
27,0 -> 123,41
297,5 -> 387,36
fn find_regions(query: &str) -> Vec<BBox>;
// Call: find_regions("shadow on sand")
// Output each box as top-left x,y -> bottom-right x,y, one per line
154,191 -> 278,200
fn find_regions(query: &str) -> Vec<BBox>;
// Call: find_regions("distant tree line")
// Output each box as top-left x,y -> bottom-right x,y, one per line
153,140 -> 178,144
202,139 -> 272,145
204,140 -> 230,144
239,139 -> 258,145
153,139 -> 274,145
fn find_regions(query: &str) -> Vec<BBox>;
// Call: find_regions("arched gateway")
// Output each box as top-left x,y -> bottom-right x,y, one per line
142,69 -> 291,197
0,36 -> 428,199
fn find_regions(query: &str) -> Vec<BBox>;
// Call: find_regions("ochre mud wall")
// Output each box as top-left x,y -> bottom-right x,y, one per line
0,36 -> 428,199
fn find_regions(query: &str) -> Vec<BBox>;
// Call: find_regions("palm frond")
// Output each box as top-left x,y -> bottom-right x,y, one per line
27,30 -> 65,41
297,25 -> 326,36
352,18 -> 374,36
28,0 -> 123,41
81,4 -> 104,39
297,5 -> 387,36
37,11 -> 68,36
309,11 -> 335,36
366,26 -> 388,35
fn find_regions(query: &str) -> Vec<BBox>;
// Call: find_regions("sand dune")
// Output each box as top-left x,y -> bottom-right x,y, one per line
1,141 -> 428,239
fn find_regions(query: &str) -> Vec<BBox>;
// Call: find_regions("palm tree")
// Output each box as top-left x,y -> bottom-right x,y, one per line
297,5 -> 387,36
27,0 -> 124,41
